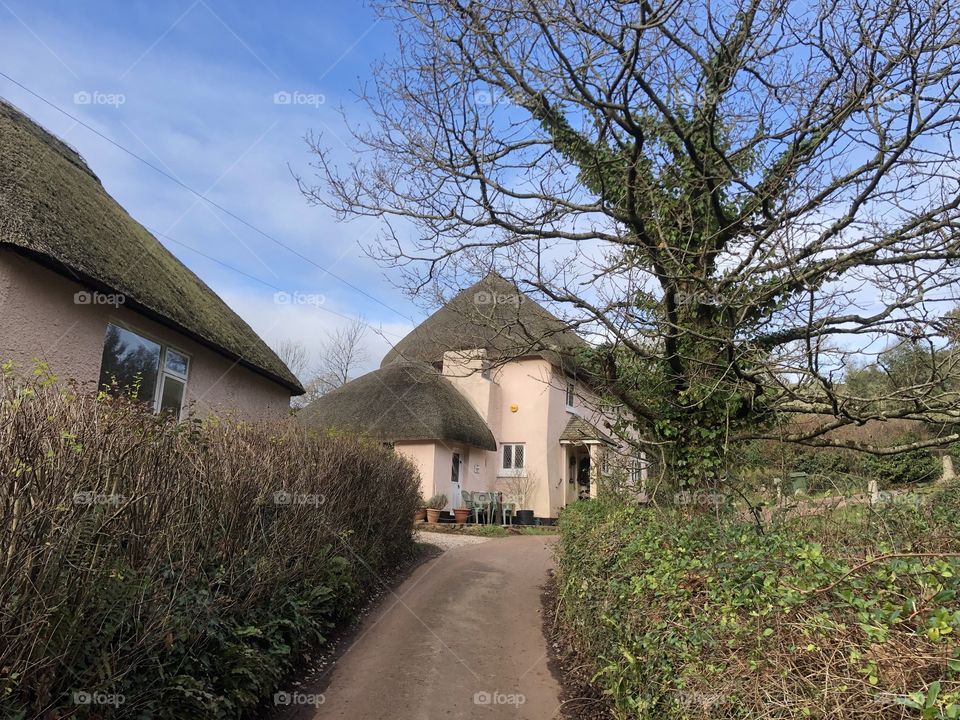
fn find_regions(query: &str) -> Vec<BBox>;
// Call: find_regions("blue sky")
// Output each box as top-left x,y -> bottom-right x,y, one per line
0,0 -> 417,377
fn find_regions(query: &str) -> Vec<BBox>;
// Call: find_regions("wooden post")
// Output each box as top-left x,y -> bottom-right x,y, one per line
588,444 -> 602,499
942,454 -> 956,483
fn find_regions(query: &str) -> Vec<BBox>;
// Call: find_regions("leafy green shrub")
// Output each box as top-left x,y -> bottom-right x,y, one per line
793,450 -> 853,477
555,498 -> 960,719
789,451 -> 866,494
0,369 -> 421,719
862,440 -> 940,486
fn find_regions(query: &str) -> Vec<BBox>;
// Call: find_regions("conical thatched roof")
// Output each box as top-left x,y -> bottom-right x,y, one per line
298,360 -> 497,450
0,100 -> 303,394
381,272 -> 586,371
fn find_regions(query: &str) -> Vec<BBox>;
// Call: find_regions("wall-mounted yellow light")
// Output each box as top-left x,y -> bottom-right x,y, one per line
510,403 -> 519,413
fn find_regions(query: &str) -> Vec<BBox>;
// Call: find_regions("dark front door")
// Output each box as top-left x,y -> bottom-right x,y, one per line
577,455 -> 591,499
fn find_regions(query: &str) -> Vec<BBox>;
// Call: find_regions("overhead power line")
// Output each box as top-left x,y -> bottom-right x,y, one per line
151,228 -> 407,341
0,70 -> 413,324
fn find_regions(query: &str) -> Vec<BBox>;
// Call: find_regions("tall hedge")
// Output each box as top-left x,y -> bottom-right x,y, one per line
0,367 -> 421,719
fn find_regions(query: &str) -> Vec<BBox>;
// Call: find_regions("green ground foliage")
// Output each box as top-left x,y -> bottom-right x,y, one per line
0,366 -> 421,719
555,493 -> 960,719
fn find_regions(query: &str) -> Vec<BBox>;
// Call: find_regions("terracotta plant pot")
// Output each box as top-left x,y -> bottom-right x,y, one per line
414,508 -> 427,522
453,508 -> 470,524
426,508 -> 442,524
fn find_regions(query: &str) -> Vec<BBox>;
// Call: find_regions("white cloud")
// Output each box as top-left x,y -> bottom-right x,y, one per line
220,288 -> 413,380
0,2 -> 419,365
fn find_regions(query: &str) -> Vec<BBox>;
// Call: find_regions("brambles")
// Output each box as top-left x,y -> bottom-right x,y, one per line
555,498 -> 960,719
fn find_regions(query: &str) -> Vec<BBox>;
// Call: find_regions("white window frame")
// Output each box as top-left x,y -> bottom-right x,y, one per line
156,346 -> 190,418
498,442 -> 526,477
565,380 -> 576,409
100,322 -> 191,419
600,448 -> 612,476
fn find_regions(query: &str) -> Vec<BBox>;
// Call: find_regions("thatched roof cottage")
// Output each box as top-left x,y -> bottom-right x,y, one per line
301,272 -> 644,520
0,100 -> 303,418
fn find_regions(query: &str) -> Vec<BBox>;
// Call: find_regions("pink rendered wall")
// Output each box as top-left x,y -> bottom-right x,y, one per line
0,249 -> 292,421
394,442 -> 437,500
395,440 -> 498,512
492,358 -> 644,518
490,358 -> 560,518
398,350 -> 645,519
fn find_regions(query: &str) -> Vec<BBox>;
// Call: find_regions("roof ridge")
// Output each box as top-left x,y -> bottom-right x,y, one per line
0,99 -> 98,182
381,272 -> 585,370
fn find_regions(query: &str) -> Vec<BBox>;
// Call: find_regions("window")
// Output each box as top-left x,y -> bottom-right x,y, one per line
600,449 -> 612,476
99,323 -> 190,418
565,381 -> 576,408
158,347 -> 189,416
500,443 -> 525,476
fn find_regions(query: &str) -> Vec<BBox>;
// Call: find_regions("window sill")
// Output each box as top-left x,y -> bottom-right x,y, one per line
497,469 -> 527,478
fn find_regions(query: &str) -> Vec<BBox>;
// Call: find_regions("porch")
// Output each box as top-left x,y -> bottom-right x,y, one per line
559,415 -> 615,506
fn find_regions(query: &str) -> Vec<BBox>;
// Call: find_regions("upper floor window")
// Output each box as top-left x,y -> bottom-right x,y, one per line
600,449 -> 612,476
500,442 -> 525,476
565,381 -> 576,408
98,323 -> 190,418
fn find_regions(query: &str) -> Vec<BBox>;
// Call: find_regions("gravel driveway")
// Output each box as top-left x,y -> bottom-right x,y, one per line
414,529 -> 493,552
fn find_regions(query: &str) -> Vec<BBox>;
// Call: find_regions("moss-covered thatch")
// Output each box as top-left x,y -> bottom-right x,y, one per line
298,360 -> 497,450
0,100 -> 302,393
381,272 -> 586,371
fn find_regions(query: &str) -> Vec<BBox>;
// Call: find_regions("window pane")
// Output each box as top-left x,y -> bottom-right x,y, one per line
99,324 -> 161,401
164,349 -> 189,378
514,444 -> 524,468
502,445 -> 512,469
158,376 -> 186,417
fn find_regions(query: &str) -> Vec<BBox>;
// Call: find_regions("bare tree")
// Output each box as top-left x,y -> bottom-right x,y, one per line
301,0 -> 960,485
274,338 -> 311,382
307,319 -> 370,400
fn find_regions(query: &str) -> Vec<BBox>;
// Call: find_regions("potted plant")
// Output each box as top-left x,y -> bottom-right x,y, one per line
503,474 -> 537,525
515,508 -> 535,525
425,494 -> 447,523
453,505 -> 471,524
414,494 -> 427,523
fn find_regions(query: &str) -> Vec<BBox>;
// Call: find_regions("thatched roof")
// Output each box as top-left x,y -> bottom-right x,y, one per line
381,272 -> 586,372
298,360 -> 497,450
559,415 -> 614,445
0,100 -> 303,394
